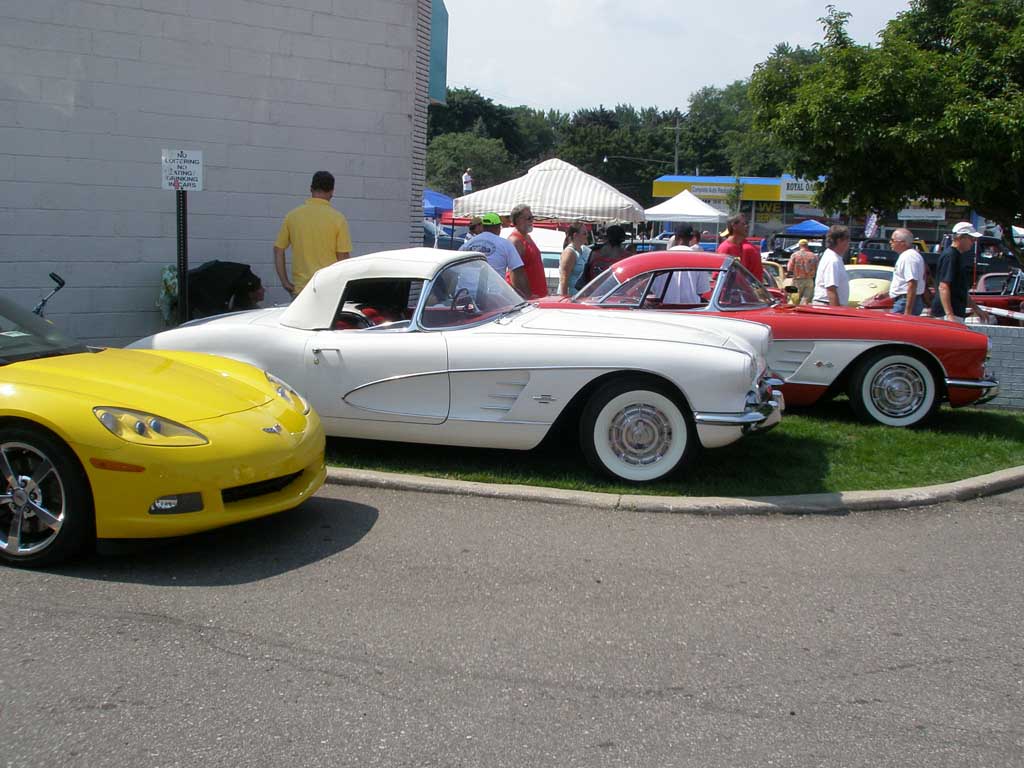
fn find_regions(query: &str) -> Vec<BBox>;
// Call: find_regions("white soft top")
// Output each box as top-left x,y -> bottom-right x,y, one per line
279,247 -> 478,330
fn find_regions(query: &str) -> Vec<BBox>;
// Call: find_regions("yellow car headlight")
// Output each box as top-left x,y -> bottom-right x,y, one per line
265,371 -> 310,414
93,407 -> 208,446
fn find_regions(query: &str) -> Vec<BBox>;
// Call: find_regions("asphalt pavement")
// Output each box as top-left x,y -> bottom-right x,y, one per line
3,480 -> 1023,767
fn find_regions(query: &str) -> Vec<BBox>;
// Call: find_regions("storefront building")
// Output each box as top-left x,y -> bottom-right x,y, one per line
652,174 -> 972,245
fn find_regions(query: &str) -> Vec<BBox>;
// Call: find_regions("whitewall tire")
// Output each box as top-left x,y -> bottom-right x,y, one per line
848,353 -> 938,427
580,378 -> 696,483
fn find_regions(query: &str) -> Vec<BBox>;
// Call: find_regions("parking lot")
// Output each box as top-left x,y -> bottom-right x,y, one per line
4,484 -> 1023,767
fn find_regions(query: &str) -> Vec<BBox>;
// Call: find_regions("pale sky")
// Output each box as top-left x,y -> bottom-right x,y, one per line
442,0 -> 902,113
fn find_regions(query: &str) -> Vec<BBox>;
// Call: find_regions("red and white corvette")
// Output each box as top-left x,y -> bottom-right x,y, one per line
539,251 -> 999,427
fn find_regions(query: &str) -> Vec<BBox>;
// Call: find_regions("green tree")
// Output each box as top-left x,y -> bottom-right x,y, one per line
425,132 -> 513,197
509,106 -> 558,170
750,1 -> 1024,242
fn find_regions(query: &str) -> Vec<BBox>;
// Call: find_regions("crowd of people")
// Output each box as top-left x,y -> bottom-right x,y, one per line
268,170 -> 997,325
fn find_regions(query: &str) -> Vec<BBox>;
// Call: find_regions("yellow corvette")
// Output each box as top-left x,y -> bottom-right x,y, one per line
0,296 -> 326,567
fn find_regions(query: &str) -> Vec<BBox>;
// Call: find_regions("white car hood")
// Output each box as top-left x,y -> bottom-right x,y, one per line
511,308 -> 767,363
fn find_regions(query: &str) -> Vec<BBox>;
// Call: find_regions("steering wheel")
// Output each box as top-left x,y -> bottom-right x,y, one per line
333,311 -> 373,330
451,287 -> 476,313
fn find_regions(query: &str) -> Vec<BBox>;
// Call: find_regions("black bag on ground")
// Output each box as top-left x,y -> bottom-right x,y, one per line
187,260 -> 262,319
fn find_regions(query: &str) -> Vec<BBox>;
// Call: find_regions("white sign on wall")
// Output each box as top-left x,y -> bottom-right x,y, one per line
161,149 -> 203,191
779,178 -> 816,202
688,184 -> 733,198
897,205 -> 946,221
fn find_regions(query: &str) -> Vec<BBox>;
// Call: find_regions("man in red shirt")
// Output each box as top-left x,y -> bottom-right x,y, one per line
716,213 -> 764,282
507,204 -> 548,299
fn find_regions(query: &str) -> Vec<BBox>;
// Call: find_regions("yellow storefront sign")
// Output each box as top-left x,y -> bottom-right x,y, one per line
652,179 -> 786,202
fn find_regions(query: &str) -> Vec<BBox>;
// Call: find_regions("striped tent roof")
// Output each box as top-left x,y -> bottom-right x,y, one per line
453,158 -> 645,223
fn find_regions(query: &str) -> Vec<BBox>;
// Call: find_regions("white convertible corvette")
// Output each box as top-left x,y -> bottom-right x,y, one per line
131,248 -> 781,483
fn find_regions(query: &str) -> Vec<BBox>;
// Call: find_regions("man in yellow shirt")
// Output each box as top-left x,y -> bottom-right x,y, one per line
273,171 -> 352,296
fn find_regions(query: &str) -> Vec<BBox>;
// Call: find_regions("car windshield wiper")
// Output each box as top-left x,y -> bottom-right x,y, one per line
495,301 -> 532,322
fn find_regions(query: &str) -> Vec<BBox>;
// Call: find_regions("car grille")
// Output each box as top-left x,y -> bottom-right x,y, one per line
222,471 -> 302,505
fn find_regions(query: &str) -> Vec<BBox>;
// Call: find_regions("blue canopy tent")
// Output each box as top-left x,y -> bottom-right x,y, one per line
423,188 -> 453,218
423,188 -> 464,248
783,219 -> 829,236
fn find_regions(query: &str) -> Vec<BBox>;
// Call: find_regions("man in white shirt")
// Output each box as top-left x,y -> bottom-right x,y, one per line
458,212 -> 529,297
462,168 -> 473,194
888,228 -> 926,315
661,224 -> 711,303
813,224 -> 852,306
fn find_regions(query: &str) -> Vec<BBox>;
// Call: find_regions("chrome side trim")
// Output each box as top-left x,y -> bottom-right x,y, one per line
945,377 -> 999,390
345,369 -> 450,396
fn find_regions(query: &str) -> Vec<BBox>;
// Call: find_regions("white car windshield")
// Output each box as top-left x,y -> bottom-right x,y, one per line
418,258 -> 526,329
574,261 -> 775,310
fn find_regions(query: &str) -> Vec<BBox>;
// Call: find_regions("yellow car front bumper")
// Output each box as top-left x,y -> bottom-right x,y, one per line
78,406 -> 327,541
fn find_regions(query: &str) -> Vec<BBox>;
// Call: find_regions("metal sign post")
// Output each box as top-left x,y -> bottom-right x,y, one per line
175,190 -> 188,324
161,149 -> 203,324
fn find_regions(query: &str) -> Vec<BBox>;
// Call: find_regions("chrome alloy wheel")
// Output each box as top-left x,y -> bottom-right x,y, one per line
608,403 -> 674,466
0,441 -> 65,557
868,362 -> 927,418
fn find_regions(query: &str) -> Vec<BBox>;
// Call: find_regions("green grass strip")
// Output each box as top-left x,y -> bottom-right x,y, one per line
326,402 -> 1024,498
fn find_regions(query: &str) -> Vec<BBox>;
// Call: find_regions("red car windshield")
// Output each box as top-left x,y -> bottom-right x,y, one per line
574,261 -> 776,311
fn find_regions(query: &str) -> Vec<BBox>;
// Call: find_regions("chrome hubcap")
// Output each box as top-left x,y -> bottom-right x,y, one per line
0,442 -> 64,557
870,364 -> 926,418
608,404 -> 673,466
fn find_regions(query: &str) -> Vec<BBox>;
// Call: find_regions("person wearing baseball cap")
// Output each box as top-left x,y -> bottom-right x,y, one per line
787,238 -> 818,305
458,212 -> 529,297
930,221 -> 989,323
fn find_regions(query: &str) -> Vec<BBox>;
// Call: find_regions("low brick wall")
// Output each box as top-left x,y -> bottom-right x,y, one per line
973,324 -> 1024,410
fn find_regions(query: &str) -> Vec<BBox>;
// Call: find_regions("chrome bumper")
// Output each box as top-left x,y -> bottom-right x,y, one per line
946,374 -> 1000,404
694,390 -> 784,432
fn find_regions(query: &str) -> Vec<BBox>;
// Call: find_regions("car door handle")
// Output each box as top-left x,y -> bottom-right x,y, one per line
312,347 -> 342,364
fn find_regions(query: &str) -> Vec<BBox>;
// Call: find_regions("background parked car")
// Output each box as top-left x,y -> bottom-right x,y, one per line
763,239 -> 824,265
845,265 -> 894,307
975,272 -> 1011,293
423,220 -> 465,250
970,268 -> 1024,326
544,250 -> 998,428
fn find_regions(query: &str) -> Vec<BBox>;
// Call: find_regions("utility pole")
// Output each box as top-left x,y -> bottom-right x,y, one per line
673,116 -> 680,176
660,116 -> 682,175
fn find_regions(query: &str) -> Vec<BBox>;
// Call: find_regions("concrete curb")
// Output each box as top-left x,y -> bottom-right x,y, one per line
324,465 -> 1024,515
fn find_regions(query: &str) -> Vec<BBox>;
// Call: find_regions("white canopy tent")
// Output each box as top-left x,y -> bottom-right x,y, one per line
453,158 -> 645,223
644,189 -> 726,224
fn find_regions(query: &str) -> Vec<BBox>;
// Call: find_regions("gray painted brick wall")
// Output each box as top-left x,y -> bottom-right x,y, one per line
1,0 -> 424,346
974,324 -> 1024,410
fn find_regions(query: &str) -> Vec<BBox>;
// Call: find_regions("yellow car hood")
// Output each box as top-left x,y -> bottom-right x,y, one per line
5,348 -> 271,422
